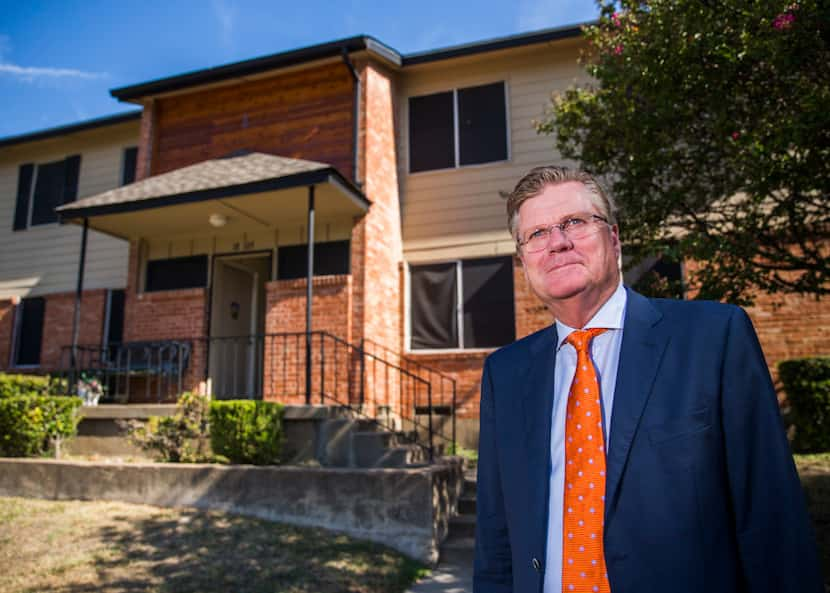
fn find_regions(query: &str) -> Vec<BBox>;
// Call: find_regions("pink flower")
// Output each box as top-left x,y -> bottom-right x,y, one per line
731,131 -> 740,140
611,12 -> 622,27
614,45 -> 624,56
773,12 -> 795,30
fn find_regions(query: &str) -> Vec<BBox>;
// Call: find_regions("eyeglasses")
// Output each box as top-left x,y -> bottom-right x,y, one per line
517,214 -> 610,253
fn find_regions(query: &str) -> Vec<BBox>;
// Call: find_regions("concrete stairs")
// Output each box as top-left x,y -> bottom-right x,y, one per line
68,404 -> 427,469
440,468 -> 477,563
313,415 -> 427,468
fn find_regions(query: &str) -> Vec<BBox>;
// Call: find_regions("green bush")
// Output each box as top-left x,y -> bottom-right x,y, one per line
121,391 -> 211,462
210,400 -> 284,465
780,357 -> 830,453
0,395 -> 83,457
0,373 -> 52,399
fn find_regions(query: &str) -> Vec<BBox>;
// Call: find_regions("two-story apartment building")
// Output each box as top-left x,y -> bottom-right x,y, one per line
1,25 -> 827,446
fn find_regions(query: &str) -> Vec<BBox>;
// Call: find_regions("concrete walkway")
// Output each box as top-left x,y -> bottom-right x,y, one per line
406,548 -> 473,593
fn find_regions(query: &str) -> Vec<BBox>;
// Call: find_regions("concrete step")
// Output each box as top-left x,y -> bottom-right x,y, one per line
351,431 -> 400,467
442,533 -> 476,552
370,445 -> 427,468
458,495 -> 476,516
449,514 -> 476,538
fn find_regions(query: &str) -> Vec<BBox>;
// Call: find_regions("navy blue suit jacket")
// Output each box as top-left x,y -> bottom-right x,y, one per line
474,288 -> 822,593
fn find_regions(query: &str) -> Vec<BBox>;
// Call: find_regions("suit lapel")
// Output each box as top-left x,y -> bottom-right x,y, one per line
605,288 -> 669,518
522,324 -> 558,545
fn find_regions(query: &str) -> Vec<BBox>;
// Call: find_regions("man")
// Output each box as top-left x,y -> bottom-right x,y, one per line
473,166 -> 822,593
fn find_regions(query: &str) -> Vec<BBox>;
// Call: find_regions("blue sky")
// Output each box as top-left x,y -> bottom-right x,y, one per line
0,0 -> 597,139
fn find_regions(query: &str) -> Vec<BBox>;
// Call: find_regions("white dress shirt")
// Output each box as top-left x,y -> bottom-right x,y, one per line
543,283 -> 627,593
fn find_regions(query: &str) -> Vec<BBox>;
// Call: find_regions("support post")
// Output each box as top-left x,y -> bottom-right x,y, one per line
305,185 -> 315,404
70,218 -> 89,377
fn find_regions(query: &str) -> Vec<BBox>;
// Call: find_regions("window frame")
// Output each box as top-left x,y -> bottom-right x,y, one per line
405,256 -> 516,354
11,296 -> 45,368
407,80 -> 511,175
14,155 -> 82,230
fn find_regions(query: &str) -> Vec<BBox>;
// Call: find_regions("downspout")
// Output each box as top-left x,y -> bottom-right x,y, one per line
341,47 -> 361,187
70,218 -> 89,376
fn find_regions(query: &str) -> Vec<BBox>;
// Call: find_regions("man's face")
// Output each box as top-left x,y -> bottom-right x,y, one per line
517,181 -> 621,310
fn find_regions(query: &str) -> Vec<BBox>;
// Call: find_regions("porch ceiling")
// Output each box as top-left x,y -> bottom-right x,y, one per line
56,152 -> 369,240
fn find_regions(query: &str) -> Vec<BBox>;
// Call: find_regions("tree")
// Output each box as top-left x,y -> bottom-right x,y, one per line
538,0 -> 830,303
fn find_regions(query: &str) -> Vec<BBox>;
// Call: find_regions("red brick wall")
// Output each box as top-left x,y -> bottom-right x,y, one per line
39,290 -> 108,371
352,62 -> 402,353
746,292 -> 830,385
0,298 -> 17,370
135,99 -> 156,181
514,256 -> 554,339
263,275 -> 353,405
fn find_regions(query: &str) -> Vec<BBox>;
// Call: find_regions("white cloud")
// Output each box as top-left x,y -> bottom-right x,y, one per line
0,63 -> 106,81
212,0 -> 237,52
0,33 -> 105,82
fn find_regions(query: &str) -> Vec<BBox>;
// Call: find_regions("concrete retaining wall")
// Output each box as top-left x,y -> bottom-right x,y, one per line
0,457 -> 464,564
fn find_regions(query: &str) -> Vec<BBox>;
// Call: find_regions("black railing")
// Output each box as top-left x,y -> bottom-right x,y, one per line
59,340 -> 191,403
58,332 -> 455,460
361,337 -> 458,449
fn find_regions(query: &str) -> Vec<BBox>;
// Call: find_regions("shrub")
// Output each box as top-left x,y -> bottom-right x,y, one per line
0,395 -> 83,457
0,373 -> 51,399
780,357 -> 830,453
121,391 -> 211,462
210,400 -> 284,465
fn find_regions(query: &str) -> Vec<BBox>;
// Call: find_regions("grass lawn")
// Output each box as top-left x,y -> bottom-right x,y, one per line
0,497 -> 427,593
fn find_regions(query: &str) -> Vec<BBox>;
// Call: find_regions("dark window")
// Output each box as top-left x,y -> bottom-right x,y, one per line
145,255 -> 208,292
14,297 -> 45,366
106,289 -> 126,344
408,82 -> 508,173
277,240 -> 350,280
409,256 -> 515,350
12,163 -> 34,231
458,83 -> 509,166
17,155 -> 82,228
410,262 -> 458,350
462,257 -> 515,348
408,91 -> 455,173
122,147 -> 138,185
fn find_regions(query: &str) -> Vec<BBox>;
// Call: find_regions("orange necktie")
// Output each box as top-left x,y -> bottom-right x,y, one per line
562,328 -> 610,593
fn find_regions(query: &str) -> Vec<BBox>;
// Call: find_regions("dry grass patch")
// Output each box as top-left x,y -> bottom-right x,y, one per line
0,497 -> 427,593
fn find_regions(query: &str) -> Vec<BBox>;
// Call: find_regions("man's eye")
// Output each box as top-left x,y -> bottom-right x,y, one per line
528,228 -> 547,241
564,217 -> 587,229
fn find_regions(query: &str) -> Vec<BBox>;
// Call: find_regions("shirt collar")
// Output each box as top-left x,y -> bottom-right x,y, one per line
555,283 -> 627,351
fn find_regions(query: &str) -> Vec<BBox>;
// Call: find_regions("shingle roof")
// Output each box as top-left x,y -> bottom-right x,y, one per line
57,151 -> 368,219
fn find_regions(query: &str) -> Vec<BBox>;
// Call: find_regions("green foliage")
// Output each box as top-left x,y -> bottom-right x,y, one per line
121,391 -> 211,462
0,396 -> 82,457
209,400 -> 284,465
539,0 -> 830,304
0,374 -> 52,399
780,357 -> 830,453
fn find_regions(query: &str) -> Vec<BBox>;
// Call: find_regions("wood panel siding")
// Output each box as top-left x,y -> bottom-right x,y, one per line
151,62 -> 356,178
398,39 -> 590,259
0,121 -> 138,299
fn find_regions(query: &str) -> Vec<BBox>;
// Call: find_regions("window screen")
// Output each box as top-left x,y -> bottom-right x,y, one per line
15,297 -> 45,366
145,255 -> 208,292
13,163 -> 34,231
277,240 -> 351,280
106,289 -> 126,344
408,91 -> 455,173
409,262 -> 458,350
462,256 -> 515,348
122,147 -> 138,185
458,82 -> 508,166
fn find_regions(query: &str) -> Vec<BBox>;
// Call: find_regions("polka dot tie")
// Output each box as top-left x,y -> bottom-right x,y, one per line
562,328 -> 610,593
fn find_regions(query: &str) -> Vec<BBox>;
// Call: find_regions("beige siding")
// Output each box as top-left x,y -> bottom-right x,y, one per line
0,121 -> 139,298
398,38 -> 590,262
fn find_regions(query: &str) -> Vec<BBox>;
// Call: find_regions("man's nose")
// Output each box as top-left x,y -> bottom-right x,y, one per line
546,226 -> 572,251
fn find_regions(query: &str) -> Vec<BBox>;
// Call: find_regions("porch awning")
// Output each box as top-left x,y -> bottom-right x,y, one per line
56,152 -> 369,239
